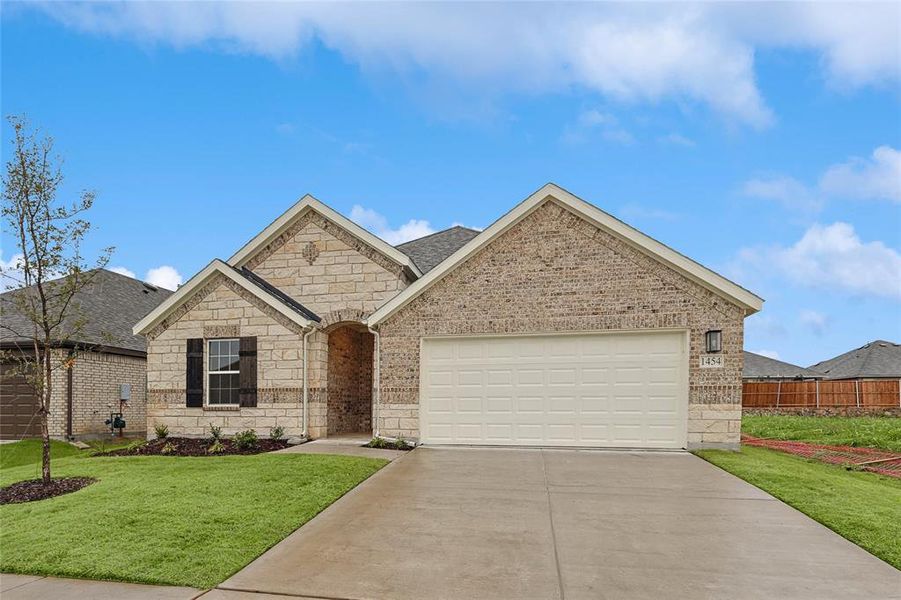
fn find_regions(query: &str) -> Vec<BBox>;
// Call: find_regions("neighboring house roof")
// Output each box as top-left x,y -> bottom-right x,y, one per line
396,226 -> 481,273
227,195 -> 422,279
743,351 -> 824,380
809,340 -> 901,380
368,183 -> 764,326
1,269 -> 172,354
133,259 -> 319,335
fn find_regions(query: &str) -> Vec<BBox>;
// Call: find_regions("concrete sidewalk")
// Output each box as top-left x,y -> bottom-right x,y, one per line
0,574 -> 202,600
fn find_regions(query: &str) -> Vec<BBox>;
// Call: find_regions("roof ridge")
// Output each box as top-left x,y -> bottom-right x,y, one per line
395,225 -> 479,248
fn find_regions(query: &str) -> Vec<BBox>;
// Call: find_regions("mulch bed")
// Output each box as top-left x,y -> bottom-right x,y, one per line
0,477 -> 97,504
742,435 -> 901,478
102,437 -> 290,457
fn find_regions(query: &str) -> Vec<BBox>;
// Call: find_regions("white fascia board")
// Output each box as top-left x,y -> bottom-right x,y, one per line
133,259 -> 313,335
227,195 -> 422,278
367,183 -> 763,327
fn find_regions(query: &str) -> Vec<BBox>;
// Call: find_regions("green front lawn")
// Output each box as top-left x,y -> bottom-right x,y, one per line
1,450 -> 387,588
697,446 -> 901,569
0,438 -> 141,470
742,414 -> 901,451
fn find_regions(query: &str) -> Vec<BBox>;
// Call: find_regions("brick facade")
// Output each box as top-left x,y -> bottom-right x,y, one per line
326,325 -> 374,435
376,200 -> 745,449
142,197 -> 752,448
36,349 -> 146,439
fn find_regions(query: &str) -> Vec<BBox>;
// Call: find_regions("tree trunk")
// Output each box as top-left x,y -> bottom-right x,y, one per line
41,348 -> 52,485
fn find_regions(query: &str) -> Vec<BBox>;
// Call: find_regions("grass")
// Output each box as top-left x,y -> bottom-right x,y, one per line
1,451 -> 387,588
0,437 -> 139,471
742,414 -> 901,451
697,446 -> 901,569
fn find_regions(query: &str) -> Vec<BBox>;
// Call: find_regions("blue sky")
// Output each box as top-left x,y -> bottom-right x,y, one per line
1,2 -> 899,366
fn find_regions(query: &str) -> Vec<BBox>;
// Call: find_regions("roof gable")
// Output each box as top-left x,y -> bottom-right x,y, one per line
368,183 -> 763,326
133,260 -> 317,336
809,340 -> 901,379
743,352 -> 824,379
227,195 -> 421,278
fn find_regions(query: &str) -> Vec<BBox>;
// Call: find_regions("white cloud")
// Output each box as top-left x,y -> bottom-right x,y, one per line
0,252 -> 25,291
799,310 -> 829,336
742,146 -> 900,211
738,222 -> 901,300
658,133 -> 695,148
30,3 -> 900,126
741,175 -> 822,212
108,266 -> 136,278
145,265 -> 183,290
819,146 -> 901,203
349,205 -> 434,245
564,109 -> 635,145
751,349 -> 781,360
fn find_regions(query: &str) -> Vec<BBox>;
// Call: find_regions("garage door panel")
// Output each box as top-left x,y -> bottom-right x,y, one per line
421,332 -> 686,448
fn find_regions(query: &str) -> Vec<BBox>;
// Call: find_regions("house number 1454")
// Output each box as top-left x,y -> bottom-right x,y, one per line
700,355 -> 724,368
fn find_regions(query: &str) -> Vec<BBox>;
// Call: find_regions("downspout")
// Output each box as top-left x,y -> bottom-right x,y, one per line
302,327 -> 315,438
368,325 -> 381,438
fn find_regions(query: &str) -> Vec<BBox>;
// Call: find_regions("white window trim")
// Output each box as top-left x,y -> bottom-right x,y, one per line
207,338 -> 241,406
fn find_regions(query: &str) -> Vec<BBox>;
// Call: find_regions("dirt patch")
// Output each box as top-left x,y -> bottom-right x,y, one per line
102,437 -> 290,457
742,435 -> 901,478
0,477 -> 97,504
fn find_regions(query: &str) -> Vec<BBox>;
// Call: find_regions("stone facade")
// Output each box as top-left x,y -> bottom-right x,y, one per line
145,213 -> 409,439
146,276 -> 307,437
246,212 -> 412,317
376,200 -> 746,449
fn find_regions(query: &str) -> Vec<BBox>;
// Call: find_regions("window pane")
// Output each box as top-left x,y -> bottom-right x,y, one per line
222,353 -> 240,372
209,372 -> 240,405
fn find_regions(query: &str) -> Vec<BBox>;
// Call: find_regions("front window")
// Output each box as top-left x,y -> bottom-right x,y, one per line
208,339 -> 240,405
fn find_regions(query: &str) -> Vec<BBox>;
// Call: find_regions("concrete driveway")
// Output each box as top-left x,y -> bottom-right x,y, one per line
220,448 -> 900,600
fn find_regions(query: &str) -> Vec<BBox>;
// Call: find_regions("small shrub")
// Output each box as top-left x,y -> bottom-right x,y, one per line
395,436 -> 409,449
125,440 -> 146,453
368,436 -> 389,449
160,441 -> 176,455
208,423 -> 222,442
269,425 -> 285,441
233,429 -> 259,450
207,440 -> 225,455
154,423 -> 169,440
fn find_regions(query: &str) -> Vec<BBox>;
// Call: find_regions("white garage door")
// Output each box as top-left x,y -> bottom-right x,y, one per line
420,331 -> 687,448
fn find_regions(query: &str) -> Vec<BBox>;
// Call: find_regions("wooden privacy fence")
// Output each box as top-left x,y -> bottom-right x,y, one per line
743,379 -> 901,409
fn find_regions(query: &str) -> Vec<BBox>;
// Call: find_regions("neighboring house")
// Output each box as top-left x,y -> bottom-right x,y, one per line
742,351 -> 824,381
809,340 -> 901,381
0,269 -> 172,440
135,184 -> 763,449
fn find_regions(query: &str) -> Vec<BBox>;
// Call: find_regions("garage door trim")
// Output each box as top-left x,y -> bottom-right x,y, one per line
418,329 -> 690,449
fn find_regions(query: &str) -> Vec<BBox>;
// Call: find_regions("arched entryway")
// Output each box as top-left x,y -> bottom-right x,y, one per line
326,322 -> 374,436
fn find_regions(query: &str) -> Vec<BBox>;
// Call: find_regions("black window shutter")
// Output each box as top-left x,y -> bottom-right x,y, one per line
239,336 -> 258,407
186,338 -> 204,407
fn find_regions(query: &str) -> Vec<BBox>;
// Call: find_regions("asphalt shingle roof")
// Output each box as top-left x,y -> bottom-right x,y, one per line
237,267 -> 321,322
743,351 -> 824,379
0,269 -> 172,354
808,340 -> 901,380
395,226 -> 481,273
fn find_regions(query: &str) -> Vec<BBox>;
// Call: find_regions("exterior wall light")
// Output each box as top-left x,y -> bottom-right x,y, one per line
705,330 -> 722,353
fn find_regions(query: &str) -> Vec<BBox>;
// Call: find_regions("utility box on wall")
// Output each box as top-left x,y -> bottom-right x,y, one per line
119,383 -> 131,402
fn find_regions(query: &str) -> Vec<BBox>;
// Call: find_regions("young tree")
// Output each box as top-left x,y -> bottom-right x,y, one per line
0,116 -> 112,484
